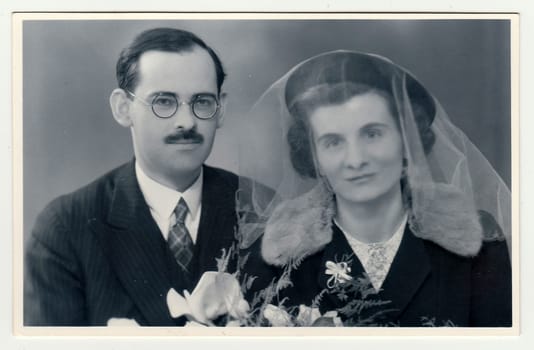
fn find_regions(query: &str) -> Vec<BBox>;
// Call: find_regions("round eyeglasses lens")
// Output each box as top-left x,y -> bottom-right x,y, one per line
152,95 -> 178,118
192,95 -> 218,119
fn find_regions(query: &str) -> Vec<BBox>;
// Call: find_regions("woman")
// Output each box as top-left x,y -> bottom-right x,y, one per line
238,51 -> 511,327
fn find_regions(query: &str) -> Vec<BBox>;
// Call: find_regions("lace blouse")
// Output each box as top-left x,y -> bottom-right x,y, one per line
335,214 -> 407,292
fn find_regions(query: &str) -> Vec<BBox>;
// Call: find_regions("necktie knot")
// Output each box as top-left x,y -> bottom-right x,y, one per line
174,198 -> 188,224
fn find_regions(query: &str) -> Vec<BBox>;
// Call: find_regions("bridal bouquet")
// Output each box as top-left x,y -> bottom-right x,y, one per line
165,270 -> 345,327
163,236 -> 389,327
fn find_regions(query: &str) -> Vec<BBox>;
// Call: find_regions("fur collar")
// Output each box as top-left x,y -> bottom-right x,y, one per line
261,183 -> 483,267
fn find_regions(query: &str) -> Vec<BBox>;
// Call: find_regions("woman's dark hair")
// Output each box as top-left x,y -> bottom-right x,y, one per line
283,51 -> 437,179
116,27 -> 226,94
287,81 -> 436,178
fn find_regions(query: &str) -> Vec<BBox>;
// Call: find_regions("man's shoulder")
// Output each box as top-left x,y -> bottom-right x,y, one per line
202,165 -> 274,201
203,165 -> 239,188
33,162 -> 133,233
52,161 -> 130,205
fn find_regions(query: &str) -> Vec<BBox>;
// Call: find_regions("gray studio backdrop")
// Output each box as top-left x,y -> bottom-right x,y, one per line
23,19 -> 511,241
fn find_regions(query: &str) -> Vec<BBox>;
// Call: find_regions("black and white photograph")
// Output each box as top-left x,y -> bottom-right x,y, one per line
12,13 -> 518,337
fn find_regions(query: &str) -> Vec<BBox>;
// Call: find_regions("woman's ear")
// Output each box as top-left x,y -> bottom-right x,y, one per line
109,88 -> 133,127
215,92 -> 227,128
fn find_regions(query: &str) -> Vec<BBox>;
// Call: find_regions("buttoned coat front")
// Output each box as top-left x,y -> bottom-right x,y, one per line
277,224 -> 512,327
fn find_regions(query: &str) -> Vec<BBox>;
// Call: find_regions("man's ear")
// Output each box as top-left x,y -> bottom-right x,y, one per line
215,92 -> 227,128
109,88 -> 133,127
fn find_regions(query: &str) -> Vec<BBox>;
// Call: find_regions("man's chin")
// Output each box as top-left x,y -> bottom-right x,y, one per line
168,155 -> 209,175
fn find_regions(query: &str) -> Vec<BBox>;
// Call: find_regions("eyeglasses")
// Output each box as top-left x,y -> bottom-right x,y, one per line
126,90 -> 220,120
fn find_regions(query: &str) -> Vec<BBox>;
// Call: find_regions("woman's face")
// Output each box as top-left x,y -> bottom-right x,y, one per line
309,91 -> 404,205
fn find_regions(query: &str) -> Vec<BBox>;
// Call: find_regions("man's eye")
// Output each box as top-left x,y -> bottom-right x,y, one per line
153,96 -> 175,107
195,99 -> 211,107
194,96 -> 216,107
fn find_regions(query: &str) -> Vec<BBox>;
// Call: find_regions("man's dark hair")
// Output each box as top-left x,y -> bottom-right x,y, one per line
116,27 -> 226,94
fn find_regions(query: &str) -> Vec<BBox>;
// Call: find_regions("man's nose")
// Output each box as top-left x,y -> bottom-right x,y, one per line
173,102 -> 196,130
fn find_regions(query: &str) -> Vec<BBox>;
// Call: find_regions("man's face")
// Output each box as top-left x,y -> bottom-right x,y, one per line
126,48 -> 223,187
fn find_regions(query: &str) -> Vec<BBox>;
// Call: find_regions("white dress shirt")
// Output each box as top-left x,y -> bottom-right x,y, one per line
135,162 -> 203,243
335,214 -> 407,291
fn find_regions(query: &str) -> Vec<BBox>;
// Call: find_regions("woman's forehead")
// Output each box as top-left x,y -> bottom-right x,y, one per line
309,92 -> 396,135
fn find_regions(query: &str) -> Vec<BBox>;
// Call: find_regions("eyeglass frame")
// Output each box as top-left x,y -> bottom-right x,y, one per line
125,90 -> 221,120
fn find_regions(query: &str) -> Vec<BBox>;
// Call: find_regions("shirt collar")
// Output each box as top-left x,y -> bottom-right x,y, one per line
135,162 -> 203,220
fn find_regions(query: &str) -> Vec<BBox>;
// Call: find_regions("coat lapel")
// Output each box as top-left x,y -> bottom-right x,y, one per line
89,161 -> 177,326
375,226 -> 431,321
316,224 -> 431,324
317,225 -> 364,310
191,166 -> 238,283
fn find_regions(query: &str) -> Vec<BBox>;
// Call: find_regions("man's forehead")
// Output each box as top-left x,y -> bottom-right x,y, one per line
135,48 -> 218,94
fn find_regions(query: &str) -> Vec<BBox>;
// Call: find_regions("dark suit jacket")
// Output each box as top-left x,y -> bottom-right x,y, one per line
24,161 -> 241,326
278,224 -> 512,327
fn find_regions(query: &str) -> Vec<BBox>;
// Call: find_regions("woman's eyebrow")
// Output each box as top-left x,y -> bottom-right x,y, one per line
316,133 -> 341,142
361,122 -> 389,129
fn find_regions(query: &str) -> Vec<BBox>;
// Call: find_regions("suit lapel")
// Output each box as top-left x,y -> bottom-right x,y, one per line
89,161 -> 177,326
191,166 -> 237,282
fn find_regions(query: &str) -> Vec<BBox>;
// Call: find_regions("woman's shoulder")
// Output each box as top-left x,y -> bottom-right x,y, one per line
261,184 -> 335,266
420,209 -> 509,263
477,210 -> 508,243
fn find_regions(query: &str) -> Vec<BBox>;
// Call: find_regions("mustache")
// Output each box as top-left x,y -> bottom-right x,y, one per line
164,129 -> 204,144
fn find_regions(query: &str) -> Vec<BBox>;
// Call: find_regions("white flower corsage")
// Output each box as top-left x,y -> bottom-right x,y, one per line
325,260 -> 352,288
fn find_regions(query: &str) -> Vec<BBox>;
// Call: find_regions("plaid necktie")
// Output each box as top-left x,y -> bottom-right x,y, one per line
168,198 -> 194,272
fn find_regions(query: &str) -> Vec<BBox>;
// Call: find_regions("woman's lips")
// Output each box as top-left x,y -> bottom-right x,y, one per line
346,173 -> 375,183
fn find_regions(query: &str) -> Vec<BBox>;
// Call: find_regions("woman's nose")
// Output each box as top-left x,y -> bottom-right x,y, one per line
344,142 -> 367,169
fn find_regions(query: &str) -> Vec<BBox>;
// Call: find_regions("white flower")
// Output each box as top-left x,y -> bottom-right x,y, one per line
166,271 -> 250,325
323,311 -> 344,327
263,304 -> 293,327
295,305 -> 322,326
325,260 -> 352,288
225,320 -> 242,327
167,288 -> 191,319
106,318 -> 140,327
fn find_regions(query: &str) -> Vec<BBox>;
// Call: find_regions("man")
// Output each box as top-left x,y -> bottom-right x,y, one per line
24,28 -> 242,326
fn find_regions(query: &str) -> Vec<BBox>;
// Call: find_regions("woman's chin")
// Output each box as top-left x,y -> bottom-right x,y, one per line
333,184 -> 401,206
335,190 -> 380,205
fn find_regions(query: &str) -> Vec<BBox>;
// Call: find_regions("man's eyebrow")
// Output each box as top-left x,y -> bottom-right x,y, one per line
146,91 -> 176,99
146,91 -> 218,99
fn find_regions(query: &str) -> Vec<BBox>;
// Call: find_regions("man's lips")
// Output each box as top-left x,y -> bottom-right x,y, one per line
167,139 -> 202,144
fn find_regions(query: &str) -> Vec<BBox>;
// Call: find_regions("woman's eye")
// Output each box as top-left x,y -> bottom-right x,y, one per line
324,138 -> 341,148
365,129 -> 383,139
